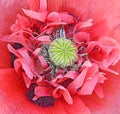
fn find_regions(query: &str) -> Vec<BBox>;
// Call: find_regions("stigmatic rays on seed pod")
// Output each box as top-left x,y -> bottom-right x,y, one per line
48,38 -> 78,68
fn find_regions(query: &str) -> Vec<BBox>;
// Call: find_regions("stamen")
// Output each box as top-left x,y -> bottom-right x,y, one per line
60,28 -> 66,38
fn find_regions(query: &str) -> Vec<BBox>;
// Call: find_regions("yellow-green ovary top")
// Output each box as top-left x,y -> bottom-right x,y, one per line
48,38 -> 78,67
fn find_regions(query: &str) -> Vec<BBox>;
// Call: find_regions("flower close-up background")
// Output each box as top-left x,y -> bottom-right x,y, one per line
0,0 -> 120,114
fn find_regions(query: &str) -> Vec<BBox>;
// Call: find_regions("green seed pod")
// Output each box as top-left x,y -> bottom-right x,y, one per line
48,38 -> 78,67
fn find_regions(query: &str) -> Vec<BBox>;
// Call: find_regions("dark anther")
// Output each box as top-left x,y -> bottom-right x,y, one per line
60,79 -> 73,88
11,53 -> 16,68
49,34 -> 54,41
68,24 -> 74,34
13,43 -> 23,49
34,96 -> 55,107
26,83 -> 38,102
56,29 -> 60,38
11,43 -> 23,67
50,65 -> 58,79
93,45 -> 101,51
26,83 -> 55,107
32,26 -> 41,36
78,46 -> 86,54
44,73 -> 53,81
70,64 -> 79,71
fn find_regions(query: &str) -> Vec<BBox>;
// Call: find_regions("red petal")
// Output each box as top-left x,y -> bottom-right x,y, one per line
99,36 -> 120,66
1,33 -> 31,51
39,0 -> 47,12
67,68 -> 88,94
64,71 -> 78,79
11,14 -> 31,32
7,44 -> 21,58
35,86 -> 52,97
81,62 -> 120,113
78,64 -> 100,95
15,58 -> 34,79
0,41 -> 11,68
0,68 -> 90,114
22,72 -> 31,88
43,22 -> 67,30
63,96 -> 91,114
73,32 -> 90,44
76,19 -> 93,29
47,12 -> 75,24
94,84 -> 104,99
38,35 -> 51,44
110,25 -> 120,43
53,85 -> 73,105
47,12 -> 61,22
78,73 -> 99,95
14,49 -> 38,79
22,9 -> 47,22
59,13 -> 75,24
28,0 -> 40,11
0,0 -> 28,37
38,56 -> 48,68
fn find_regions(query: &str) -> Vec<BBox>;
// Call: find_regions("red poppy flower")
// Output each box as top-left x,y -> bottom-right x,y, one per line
0,0 -> 120,114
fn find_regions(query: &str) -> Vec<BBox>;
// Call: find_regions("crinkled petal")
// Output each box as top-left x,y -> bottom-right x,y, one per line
81,62 -> 120,114
22,9 -> 47,22
1,33 -> 31,51
43,22 -> 67,30
47,12 -> 75,24
14,58 -> 34,79
67,68 -> 88,94
38,56 -> 48,68
78,73 -> 99,95
73,32 -> 90,44
11,14 -> 31,32
7,44 -> 21,58
35,86 -> 53,97
47,12 -> 61,22
53,86 -> 73,105
59,13 -> 75,24
38,36 -> 51,44
22,72 -> 31,88
64,71 -> 78,79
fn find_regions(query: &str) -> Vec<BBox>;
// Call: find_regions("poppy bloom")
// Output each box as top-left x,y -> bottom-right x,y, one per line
0,0 -> 120,114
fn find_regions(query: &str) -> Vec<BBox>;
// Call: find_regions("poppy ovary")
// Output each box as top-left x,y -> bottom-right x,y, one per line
48,38 -> 78,68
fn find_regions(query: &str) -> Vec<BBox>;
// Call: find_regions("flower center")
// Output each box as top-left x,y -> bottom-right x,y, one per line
48,38 -> 78,67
